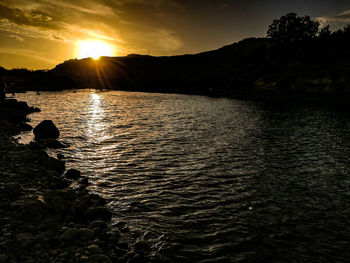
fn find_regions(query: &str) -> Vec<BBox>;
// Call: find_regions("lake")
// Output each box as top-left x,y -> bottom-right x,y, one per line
15,90 -> 350,262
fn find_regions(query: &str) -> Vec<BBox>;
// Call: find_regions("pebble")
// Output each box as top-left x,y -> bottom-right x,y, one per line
57,153 -> 64,160
16,232 -> 35,248
88,254 -> 113,263
87,244 -> 103,254
89,220 -> 108,230
60,228 -> 78,242
0,254 -> 8,263
83,206 -> 112,221
77,228 -> 95,242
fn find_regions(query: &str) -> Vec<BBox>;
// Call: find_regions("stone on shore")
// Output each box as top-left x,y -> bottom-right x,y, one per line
87,244 -> 103,253
65,169 -> 81,179
57,153 -> 64,160
60,228 -> 78,242
88,254 -> 112,263
45,157 -> 65,172
42,139 -> 69,149
77,228 -> 95,242
33,120 -> 60,140
83,206 -> 112,221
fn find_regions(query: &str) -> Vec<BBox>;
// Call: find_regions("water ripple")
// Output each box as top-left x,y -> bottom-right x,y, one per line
16,90 -> 350,262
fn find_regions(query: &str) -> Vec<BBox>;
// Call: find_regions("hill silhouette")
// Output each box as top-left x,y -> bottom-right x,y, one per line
2,13 -> 350,101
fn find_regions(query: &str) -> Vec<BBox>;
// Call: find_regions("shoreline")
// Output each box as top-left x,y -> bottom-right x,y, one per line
0,98 -> 145,262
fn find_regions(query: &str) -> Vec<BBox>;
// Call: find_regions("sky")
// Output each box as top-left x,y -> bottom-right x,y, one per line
1,0 -> 350,70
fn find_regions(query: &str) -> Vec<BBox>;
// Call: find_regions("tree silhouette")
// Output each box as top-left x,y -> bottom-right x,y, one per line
319,25 -> 331,38
267,13 -> 320,43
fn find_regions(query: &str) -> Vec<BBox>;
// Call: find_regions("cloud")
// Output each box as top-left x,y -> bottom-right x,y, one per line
0,47 -> 58,64
153,29 -> 183,51
317,10 -> 350,29
9,34 -> 24,41
0,0 -> 185,67
0,2 -> 58,29
0,18 -> 65,42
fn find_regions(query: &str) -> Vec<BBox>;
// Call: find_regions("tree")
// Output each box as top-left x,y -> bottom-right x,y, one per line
343,24 -> 350,35
0,80 -> 5,100
319,25 -> 331,38
267,13 -> 320,44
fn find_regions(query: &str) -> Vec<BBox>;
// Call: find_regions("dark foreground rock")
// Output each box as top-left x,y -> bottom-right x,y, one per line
33,119 -> 60,140
65,168 -> 81,179
0,98 -> 145,263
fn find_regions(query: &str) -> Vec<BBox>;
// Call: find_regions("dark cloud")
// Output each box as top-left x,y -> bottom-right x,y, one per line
0,2 -> 59,29
333,10 -> 350,20
317,10 -> 350,29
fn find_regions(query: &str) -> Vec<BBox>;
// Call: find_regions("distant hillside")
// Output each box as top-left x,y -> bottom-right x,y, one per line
2,12 -> 350,101
50,37 -> 267,97
49,34 -> 350,100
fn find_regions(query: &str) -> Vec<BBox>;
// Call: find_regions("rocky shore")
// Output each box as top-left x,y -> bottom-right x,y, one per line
0,98 -> 146,263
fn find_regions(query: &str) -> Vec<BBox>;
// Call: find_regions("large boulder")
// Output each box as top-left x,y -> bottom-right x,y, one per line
33,120 -> 60,140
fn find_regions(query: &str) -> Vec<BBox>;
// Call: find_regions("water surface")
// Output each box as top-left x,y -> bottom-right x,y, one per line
15,90 -> 350,262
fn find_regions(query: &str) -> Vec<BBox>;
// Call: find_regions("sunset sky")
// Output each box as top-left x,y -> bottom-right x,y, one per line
1,0 -> 350,70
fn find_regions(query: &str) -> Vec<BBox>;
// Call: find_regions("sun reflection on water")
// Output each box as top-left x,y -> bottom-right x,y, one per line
87,93 -> 105,142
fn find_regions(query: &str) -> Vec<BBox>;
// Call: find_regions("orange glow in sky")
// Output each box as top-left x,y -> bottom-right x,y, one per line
1,1 -> 350,69
76,40 -> 114,60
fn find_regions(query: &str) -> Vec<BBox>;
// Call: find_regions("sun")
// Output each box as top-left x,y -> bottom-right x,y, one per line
76,40 -> 114,60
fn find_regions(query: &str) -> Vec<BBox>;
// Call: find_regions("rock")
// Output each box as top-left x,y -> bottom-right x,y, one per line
31,147 -> 49,159
135,240 -> 149,253
43,189 -> 77,203
89,220 -> 108,230
29,106 -> 41,112
87,244 -> 103,254
65,169 -> 81,179
16,232 -> 35,248
42,139 -> 69,149
0,99 -> 29,111
57,153 -> 64,160
5,182 -> 23,198
115,221 -> 126,228
0,98 -> 17,107
83,206 -> 112,221
73,196 -> 91,212
79,177 -> 89,185
45,157 -> 65,172
49,195 -> 69,214
18,122 -> 33,131
88,254 -> 112,263
39,217 -> 59,231
24,199 -> 49,219
90,194 -> 107,206
0,254 -> 8,263
15,101 -> 30,111
48,175 -> 70,189
129,253 -> 144,263
77,228 -> 95,242
9,199 -> 26,210
118,242 -> 129,250
33,120 -> 60,140
60,228 -> 78,242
